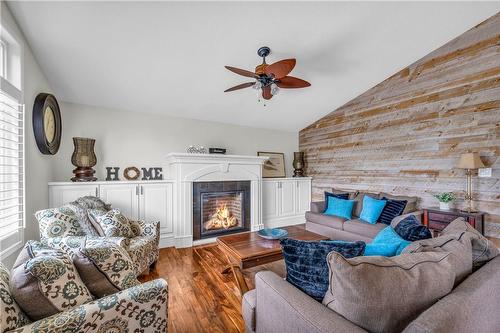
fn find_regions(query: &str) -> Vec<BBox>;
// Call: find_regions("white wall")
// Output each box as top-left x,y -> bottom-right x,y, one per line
1,3 -> 54,267
52,102 -> 298,181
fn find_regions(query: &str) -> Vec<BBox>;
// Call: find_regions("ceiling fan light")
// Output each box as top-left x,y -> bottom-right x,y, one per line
253,81 -> 262,90
270,83 -> 280,96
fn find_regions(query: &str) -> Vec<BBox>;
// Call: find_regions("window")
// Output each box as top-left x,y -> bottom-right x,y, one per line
0,25 -> 23,259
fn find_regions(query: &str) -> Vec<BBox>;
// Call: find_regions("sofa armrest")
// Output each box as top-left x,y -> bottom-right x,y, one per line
130,220 -> 160,240
44,236 -> 131,252
391,210 -> 423,228
254,271 -> 367,333
15,279 -> 168,332
310,201 -> 325,213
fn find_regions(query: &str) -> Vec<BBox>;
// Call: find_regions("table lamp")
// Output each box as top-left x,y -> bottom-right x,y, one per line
457,152 -> 484,213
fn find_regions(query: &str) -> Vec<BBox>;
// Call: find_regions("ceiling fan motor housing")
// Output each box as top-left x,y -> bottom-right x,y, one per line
257,46 -> 270,58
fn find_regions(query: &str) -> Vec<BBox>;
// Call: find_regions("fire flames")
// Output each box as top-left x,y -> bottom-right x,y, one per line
204,204 -> 238,230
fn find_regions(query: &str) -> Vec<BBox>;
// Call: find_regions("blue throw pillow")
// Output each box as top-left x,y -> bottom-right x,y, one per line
394,215 -> 432,241
324,197 -> 355,220
378,197 -> 407,225
372,226 -> 411,255
364,242 -> 401,256
359,196 -> 387,224
280,238 -> 365,301
323,191 -> 349,212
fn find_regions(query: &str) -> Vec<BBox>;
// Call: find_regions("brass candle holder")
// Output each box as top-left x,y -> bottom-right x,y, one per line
71,137 -> 97,182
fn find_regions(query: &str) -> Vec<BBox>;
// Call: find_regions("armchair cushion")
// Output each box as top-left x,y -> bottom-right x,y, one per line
0,263 -> 30,333
10,241 -> 93,321
88,209 -> 135,238
12,279 -> 168,333
35,207 -> 85,239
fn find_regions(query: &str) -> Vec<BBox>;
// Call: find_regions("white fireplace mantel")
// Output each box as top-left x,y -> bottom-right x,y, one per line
165,153 -> 268,248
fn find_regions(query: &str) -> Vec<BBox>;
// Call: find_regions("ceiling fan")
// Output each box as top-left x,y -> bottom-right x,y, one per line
224,46 -> 311,100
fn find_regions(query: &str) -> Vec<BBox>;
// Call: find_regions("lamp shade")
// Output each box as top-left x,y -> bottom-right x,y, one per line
457,152 -> 485,169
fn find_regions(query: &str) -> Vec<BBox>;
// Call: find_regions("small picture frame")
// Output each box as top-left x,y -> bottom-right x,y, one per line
258,152 -> 286,178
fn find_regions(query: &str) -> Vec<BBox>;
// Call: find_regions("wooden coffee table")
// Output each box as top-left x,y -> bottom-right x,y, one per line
217,225 -> 328,294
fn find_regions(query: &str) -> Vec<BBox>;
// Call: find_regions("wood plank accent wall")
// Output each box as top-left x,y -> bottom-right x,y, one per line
299,13 -> 500,237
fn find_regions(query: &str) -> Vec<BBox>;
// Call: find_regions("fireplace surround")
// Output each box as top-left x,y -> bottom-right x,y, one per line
193,181 -> 251,240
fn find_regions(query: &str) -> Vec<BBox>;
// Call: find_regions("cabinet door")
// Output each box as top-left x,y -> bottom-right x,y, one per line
262,181 -> 279,219
279,180 -> 296,217
139,183 -> 173,235
296,180 -> 311,214
99,184 -> 139,219
49,185 -> 99,208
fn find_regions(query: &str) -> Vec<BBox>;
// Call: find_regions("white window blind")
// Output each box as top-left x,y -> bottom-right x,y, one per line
0,86 -> 24,257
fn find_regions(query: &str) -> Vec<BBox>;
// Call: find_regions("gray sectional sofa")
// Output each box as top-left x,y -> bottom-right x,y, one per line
305,191 -> 421,242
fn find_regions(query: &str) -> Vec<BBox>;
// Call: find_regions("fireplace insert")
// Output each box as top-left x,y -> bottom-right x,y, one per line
193,181 -> 251,240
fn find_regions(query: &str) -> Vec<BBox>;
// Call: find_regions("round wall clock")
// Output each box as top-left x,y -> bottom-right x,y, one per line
33,93 -> 62,155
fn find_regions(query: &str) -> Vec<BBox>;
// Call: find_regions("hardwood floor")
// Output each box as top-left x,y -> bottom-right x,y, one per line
140,245 -> 285,333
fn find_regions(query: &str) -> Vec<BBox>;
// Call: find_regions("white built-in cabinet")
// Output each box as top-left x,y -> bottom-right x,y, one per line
262,177 -> 312,228
48,181 -> 174,247
48,177 -> 311,247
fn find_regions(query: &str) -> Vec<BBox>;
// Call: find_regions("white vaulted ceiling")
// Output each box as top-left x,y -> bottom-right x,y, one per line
6,1 -> 500,131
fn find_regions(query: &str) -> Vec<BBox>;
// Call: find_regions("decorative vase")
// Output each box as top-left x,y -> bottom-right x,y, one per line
439,202 -> 450,210
292,152 -> 305,177
71,137 -> 97,182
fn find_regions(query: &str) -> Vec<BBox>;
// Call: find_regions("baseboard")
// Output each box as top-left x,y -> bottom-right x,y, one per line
193,237 -> 217,247
159,235 -> 175,248
174,235 -> 193,248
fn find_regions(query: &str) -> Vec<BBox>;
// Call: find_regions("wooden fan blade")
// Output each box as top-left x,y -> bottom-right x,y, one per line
225,66 -> 258,78
262,86 -> 272,100
276,76 -> 311,89
224,82 -> 255,92
264,59 -> 296,79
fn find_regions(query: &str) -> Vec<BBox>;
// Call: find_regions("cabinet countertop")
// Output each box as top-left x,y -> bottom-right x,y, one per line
48,180 -> 175,185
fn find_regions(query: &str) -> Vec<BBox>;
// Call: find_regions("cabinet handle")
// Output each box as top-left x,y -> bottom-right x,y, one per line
136,186 -> 139,196
95,187 -> 98,197
140,186 -> 144,195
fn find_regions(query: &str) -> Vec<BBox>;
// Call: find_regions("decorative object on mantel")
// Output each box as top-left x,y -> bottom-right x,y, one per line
187,145 -> 207,154
258,151 -> 286,178
105,167 -> 163,181
292,151 -> 305,177
457,152 -> 485,213
33,93 -> 62,155
209,147 -> 226,154
224,46 -> 311,101
434,192 -> 455,211
257,228 -> 288,240
71,137 -> 97,182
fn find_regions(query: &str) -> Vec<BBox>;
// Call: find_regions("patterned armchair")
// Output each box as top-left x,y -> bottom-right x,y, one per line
1,262 -> 168,333
36,196 -> 160,275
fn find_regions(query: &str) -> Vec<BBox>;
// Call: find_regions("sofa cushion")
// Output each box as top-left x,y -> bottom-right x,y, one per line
352,192 -> 380,218
35,206 -> 85,239
0,263 -> 30,333
359,196 -> 387,224
324,191 -> 349,212
10,241 -> 93,321
441,217 -> 499,269
73,238 -> 140,297
324,197 -> 355,220
280,238 -> 365,301
394,215 -> 432,241
402,232 -> 473,285
379,192 -> 418,214
323,251 -> 456,333
305,211 -> 345,230
88,209 -> 135,238
378,198 -> 407,225
342,219 -> 386,239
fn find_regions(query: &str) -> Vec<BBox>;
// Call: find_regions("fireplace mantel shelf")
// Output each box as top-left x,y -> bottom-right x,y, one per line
166,153 -> 268,165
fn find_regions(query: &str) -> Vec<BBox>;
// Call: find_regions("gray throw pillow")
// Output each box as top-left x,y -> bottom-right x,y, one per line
323,251 -> 456,333
10,241 -> 93,321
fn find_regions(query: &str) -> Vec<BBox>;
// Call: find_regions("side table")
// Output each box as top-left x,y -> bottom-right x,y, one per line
423,207 -> 485,236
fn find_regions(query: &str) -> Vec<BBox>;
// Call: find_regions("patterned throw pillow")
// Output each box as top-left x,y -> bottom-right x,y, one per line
0,263 -> 30,333
35,207 -> 85,239
10,241 -> 93,321
73,239 -> 140,297
88,209 -> 135,238
378,197 -> 407,225
280,238 -> 365,301
72,196 -> 112,211
394,215 -> 432,241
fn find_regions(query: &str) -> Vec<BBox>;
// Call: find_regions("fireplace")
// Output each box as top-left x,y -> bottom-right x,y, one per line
193,181 -> 251,240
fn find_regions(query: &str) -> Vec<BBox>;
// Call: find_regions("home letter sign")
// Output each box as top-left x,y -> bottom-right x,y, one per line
105,166 -> 163,181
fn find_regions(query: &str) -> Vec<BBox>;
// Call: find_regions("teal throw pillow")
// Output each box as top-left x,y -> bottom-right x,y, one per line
364,242 -> 401,257
324,197 -> 355,220
360,196 -> 387,224
371,226 -> 411,255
